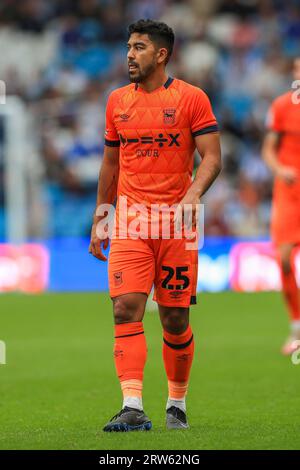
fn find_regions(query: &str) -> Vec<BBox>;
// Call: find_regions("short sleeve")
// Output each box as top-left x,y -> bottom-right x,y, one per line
104,92 -> 120,147
266,100 -> 283,132
190,89 -> 218,138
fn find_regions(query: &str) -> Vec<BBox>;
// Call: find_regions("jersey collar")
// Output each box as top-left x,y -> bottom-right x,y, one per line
134,77 -> 174,92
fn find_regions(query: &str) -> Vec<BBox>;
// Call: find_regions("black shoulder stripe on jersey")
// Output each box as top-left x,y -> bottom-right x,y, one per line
192,124 -> 219,137
105,138 -> 120,147
164,77 -> 174,89
163,334 -> 194,350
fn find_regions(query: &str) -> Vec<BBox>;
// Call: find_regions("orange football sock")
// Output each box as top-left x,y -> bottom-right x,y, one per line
114,322 -> 147,410
280,254 -> 300,322
163,325 -> 194,401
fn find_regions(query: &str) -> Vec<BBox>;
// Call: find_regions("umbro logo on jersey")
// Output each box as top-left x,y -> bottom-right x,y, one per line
119,132 -> 180,147
163,108 -> 176,124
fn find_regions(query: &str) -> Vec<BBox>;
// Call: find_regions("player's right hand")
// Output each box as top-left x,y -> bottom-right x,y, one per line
89,222 -> 109,261
276,165 -> 298,184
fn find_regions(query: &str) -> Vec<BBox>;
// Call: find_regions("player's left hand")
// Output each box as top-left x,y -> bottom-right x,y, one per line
174,189 -> 201,235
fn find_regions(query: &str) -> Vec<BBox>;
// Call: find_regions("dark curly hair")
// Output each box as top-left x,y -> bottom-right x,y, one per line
127,19 -> 175,64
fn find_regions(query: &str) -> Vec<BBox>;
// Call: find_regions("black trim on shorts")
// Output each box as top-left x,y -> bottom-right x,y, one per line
192,124 -> 219,138
163,334 -> 194,350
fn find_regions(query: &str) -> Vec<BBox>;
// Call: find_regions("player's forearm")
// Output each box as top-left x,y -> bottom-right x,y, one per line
262,132 -> 281,176
93,159 -> 119,223
188,152 -> 222,198
263,151 -> 281,175
262,146 -> 281,175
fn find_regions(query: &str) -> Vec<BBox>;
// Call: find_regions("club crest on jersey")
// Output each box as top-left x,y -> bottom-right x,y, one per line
163,108 -> 176,125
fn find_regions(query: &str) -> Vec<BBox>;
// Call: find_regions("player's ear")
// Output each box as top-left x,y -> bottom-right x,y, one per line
157,47 -> 168,65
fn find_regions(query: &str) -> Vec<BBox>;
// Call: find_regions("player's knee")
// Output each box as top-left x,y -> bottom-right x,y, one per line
279,251 -> 292,274
113,296 -> 144,324
113,298 -> 133,323
161,308 -> 189,334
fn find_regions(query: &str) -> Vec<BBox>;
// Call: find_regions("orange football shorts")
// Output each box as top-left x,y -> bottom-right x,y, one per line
108,237 -> 198,307
271,188 -> 300,245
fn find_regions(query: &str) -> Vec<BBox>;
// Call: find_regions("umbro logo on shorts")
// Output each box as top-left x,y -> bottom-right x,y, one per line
170,291 -> 184,299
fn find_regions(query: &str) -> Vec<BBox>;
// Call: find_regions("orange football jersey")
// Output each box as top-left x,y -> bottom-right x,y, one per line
267,91 -> 300,244
104,77 -> 218,211
267,91 -> 300,194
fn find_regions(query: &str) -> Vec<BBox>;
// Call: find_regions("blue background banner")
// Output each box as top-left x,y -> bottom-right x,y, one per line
45,237 -> 251,292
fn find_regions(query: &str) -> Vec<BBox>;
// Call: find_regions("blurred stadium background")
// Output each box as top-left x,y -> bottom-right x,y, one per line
1,0 -> 300,293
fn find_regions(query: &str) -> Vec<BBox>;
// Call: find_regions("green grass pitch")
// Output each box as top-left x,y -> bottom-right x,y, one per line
0,292 -> 299,450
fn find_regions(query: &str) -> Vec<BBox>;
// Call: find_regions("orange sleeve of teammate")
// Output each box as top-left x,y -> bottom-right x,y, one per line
266,99 -> 283,133
104,92 -> 120,146
189,88 -> 218,138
